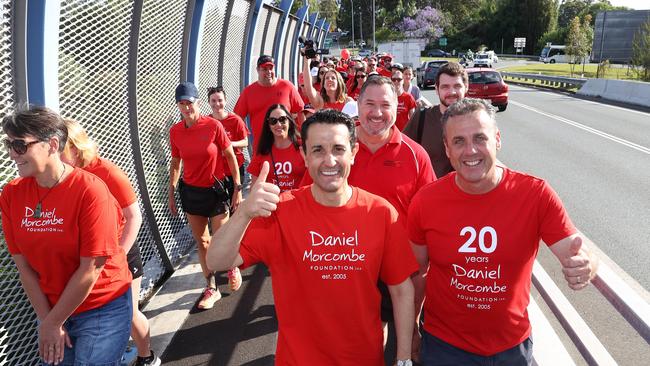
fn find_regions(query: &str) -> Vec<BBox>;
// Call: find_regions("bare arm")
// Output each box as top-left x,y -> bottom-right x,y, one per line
230,138 -> 248,149
13,255 -> 52,320
388,277 -> 415,361
302,56 -> 324,109
207,162 -> 280,271
224,145 -> 242,210
119,202 -> 142,254
168,157 -> 181,215
410,242 -> 429,361
549,233 -> 599,290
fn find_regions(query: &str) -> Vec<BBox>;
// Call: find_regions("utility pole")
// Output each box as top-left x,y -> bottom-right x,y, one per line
359,7 -> 363,44
350,0 -> 355,47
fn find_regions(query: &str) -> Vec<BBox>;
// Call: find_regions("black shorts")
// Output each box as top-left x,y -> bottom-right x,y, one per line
127,244 -> 144,279
223,165 -> 246,195
179,179 -> 229,217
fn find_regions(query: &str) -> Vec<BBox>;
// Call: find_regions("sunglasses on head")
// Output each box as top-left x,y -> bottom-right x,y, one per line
268,116 -> 289,125
3,138 -> 42,155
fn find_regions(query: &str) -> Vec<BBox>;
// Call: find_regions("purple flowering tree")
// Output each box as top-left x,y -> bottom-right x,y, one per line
396,6 -> 445,41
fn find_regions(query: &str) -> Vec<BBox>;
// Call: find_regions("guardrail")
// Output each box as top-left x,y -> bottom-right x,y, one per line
497,53 -> 540,61
501,72 -> 587,89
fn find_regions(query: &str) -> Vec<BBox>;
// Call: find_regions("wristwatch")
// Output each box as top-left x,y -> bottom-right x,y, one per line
234,184 -> 243,191
396,360 -> 412,366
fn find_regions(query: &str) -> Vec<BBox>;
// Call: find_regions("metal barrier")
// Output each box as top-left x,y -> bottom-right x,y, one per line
502,71 -> 587,89
0,0 -> 327,363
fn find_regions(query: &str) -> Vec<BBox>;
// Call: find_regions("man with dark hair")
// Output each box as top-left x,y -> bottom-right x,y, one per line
234,55 -> 304,149
402,61 -> 468,178
408,98 -> 598,365
207,109 -> 417,366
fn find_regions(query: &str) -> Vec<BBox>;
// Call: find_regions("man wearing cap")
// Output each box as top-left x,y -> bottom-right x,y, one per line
402,62 -> 467,178
378,55 -> 393,78
234,55 -> 304,150
390,64 -> 417,131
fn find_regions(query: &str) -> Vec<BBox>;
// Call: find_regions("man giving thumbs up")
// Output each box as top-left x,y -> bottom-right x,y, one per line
207,109 -> 418,366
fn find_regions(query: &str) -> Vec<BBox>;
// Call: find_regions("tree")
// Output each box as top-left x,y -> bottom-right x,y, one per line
566,15 -> 591,76
631,18 -> 650,81
558,0 -> 592,29
395,6 -> 445,42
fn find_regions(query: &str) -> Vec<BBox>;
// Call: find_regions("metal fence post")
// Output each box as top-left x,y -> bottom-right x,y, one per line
25,0 -> 60,108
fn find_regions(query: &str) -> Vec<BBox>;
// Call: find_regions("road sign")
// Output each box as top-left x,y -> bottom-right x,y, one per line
514,37 -> 526,48
439,37 -> 447,46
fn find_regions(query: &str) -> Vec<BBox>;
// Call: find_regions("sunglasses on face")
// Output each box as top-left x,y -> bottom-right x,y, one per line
356,74 -> 367,79
392,78 -> 403,82
268,116 -> 289,125
3,138 -> 42,155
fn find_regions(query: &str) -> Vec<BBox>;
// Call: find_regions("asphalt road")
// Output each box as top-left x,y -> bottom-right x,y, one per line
420,83 -> 650,365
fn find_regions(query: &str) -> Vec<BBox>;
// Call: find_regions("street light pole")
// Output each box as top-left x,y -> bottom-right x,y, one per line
359,7 -> 363,44
372,0 -> 376,51
350,0 -> 354,47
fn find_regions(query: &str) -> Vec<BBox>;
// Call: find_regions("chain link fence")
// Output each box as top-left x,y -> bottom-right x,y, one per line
0,0 -> 331,363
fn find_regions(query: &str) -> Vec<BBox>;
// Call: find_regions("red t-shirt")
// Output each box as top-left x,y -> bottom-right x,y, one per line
247,144 -> 305,191
216,113 -> 249,176
170,115 -> 231,187
323,100 -> 346,111
84,157 -> 137,208
239,186 -> 418,365
234,79 -> 304,144
348,87 -> 361,100
395,92 -> 417,131
300,126 -> 435,225
407,168 -> 577,355
0,168 -> 131,314
378,67 -> 392,78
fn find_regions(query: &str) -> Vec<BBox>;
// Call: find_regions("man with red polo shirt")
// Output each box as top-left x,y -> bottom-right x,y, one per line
390,64 -> 417,131
234,55 -> 304,148
378,55 -> 393,78
408,98 -> 598,365
207,110 -> 417,366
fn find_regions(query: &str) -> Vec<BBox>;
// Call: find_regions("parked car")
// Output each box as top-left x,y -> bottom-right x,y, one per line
426,49 -> 451,57
465,68 -> 508,111
416,60 -> 448,89
358,49 -> 372,57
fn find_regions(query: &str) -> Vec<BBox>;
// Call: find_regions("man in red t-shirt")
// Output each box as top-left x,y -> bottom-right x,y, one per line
390,64 -> 417,131
207,110 -> 417,366
408,98 -> 598,365
234,55 -> 304,150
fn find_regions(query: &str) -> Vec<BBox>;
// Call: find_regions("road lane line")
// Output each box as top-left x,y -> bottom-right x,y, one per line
509,84 -> 650,117
510,100 -> 650,155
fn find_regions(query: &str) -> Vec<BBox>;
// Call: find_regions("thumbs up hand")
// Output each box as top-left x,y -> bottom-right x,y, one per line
241,161 -> 281,219
559,235 -> 597,290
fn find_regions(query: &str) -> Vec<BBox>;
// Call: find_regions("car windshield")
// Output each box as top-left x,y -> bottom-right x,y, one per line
476,54 -> 489,59
469,71 -> 501,84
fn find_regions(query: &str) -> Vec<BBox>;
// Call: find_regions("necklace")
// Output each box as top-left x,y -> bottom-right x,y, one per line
34,164 -> 66,219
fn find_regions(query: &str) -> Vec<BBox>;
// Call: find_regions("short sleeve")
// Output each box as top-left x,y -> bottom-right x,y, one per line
106,166 -> 137,208
233,89 -> 248,120
289,83 -> 305,113
78,179 -> 122,257
239,215 -> 281,268
407,192 -> 427,245
0,186 -> 18,254
416,147 -> 436,187
379,206 -> 418,285
538,181 -> 577,246
170,128 -> 180,158
233,115 -> 250,140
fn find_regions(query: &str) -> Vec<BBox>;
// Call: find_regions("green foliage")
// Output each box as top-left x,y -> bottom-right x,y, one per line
631,18 -> 650,81
566,15 -> 592,76
538,27 -> 569,47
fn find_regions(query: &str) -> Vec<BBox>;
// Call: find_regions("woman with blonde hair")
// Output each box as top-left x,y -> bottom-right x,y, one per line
302,55 -> 354,112
62,119 -> 161,366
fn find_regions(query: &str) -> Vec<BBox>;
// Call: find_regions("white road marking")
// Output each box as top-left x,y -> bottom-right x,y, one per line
510,100 -> 650,156
509,84 -> 650,117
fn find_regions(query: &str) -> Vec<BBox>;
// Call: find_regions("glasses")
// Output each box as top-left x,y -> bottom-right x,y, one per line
356,74 -> 367,79
3,138 -> 42,155
391,78 -> 403,82
268,116 -> 289,125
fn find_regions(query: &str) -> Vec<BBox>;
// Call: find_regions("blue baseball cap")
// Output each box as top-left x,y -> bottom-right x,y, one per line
175,81 -> 199,102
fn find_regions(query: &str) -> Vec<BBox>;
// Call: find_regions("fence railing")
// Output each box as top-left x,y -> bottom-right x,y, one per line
502,72 -> 587,89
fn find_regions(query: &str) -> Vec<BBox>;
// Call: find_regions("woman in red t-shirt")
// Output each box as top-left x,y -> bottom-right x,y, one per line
348,68 -> 368,101
247,104 -> 305,192
168,82 -> 243,311
61,118 -> 161,365
302,55 -> 354,113
0,106 -> 132,365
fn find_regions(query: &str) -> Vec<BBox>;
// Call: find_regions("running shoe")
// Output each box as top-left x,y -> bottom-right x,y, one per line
134,350 -> 161,366
228,267 -> 242,291
197,287 -> 221,309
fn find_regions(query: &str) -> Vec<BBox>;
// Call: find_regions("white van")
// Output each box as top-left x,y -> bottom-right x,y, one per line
540,45 -> 567,63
